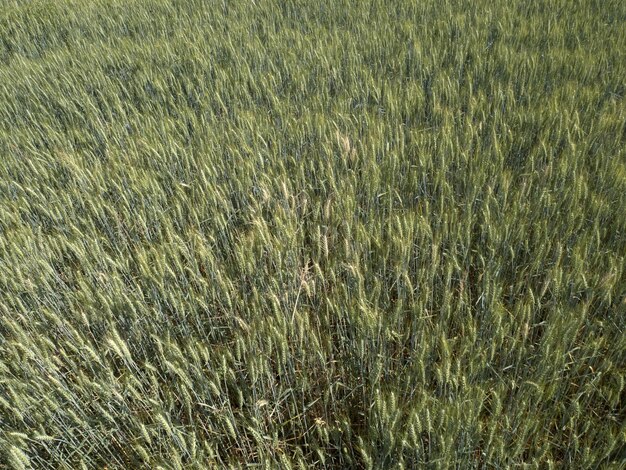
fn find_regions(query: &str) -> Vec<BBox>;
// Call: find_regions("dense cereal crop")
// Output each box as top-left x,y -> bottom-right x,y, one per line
0,0 -> 625,468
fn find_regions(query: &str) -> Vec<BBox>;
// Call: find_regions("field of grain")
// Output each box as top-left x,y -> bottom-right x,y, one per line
1,0 -> 625,468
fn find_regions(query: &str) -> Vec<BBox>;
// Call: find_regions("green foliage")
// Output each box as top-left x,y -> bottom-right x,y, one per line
0,0 -> 625,468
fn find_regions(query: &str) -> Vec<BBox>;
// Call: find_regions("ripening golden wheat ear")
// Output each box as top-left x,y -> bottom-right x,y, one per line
336,129 -> 350,155
335,129 -> 357,160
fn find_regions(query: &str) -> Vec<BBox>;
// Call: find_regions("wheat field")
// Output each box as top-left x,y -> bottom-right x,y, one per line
0,0 -> 625,468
